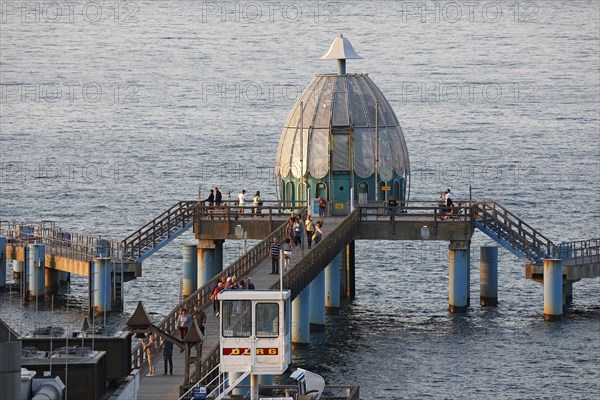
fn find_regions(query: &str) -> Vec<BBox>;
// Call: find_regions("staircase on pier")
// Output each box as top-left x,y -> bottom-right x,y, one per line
121,200 -> 198,263
472,201 -> 553,263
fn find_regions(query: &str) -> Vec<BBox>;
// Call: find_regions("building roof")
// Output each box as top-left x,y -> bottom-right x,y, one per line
276,73 -> 410,179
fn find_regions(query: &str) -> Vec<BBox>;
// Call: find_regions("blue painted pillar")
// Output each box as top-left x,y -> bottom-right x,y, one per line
213,239 -> 224,279
325,254 -> 341,314
0,236 -> 6,288
563,282 -> 573,305
544,259 -> 563,321
93,257 -> 112,312
183,244 -> 198,298
448,242 -> 469,313
292,285 -> 311,346
480,246 -> 498,306
13,260 -> 23,280
197,240 -> 215,288
310,270 -> 326,329
27,243 -> 46,298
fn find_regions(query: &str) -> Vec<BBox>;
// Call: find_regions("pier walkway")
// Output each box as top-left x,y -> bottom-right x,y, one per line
134,216 -> 349,399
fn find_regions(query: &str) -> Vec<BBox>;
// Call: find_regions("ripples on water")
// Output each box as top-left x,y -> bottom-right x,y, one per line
1,1 -> 599,398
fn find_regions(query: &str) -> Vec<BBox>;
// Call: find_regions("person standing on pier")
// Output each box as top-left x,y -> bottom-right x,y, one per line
215,187 -> 223,207
177,308 -> 190,339
282,238 -> 293,271
270,237 -> 281,274
318,196 -> 327,223
253,191 -> 261,217
142,334 -> 155,376
313,221 -> 326,245
211,282 -> 224,316
293,216 -> 303,250
161,338 -> 173,375
204,189 -> 215,207
238,190 -> 246,213
305,215 -> 315,249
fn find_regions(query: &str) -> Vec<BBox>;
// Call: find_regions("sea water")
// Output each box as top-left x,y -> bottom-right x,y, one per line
1,1 -> 599,398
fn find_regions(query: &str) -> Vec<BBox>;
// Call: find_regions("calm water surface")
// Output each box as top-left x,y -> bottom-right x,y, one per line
1,1 -> 599,398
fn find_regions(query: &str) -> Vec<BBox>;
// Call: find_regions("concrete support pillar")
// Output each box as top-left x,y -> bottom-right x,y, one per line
213,239 -> 224,278
292,285 -> 311,346
348,241 -> 356,299
325,254 -> 341,314
183,244 -> 198,298
93,257 -> 112,312
563,282 -> 573,306
480,246 -> 498,306
310,270 -> 326,329
448,242 -> 469,313
197,240 -> 216,288
28,243 -> 46,298
45,268 -> 60,295
0,236 -> 6,288
544,259 -> 563,321
13,260 -> 23,280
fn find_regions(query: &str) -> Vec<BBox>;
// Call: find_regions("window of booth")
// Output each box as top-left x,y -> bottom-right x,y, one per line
256,303 -> 279,338
222,300 -> 252,338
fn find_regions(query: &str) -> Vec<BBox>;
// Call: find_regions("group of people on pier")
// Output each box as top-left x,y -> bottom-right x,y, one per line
210,274 -> 255,317
203,186 -> 264,216
270,211 -> 326,274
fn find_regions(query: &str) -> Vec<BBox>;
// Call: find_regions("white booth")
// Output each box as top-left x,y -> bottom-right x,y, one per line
219,290 -> 292,375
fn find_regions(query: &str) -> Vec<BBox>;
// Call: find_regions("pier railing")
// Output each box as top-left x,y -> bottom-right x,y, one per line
0,221 -> 124,262
130,213 -> 298,369
358,200 -> 472,222
194,200 -> 308,223
551,238 -> 600,265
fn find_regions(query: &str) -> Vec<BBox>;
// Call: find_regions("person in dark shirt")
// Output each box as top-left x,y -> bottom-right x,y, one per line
270,237 -> 281,274
204,189 -> 215,207
215,187 -> 223,207
162,339 -> 173,375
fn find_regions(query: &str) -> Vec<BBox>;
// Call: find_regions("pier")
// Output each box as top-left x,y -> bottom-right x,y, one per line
1,35 -> 599,399
3,199 -> 597,398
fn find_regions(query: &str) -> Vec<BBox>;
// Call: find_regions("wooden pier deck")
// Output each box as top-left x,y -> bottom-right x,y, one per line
136,218 -> 346,399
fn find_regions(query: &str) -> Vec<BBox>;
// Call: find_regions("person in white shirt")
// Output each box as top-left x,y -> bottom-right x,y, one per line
444,188 -> 453,207
238,190 -> 246,213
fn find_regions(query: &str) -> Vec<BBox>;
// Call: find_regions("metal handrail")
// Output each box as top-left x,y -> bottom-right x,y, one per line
194,200 -> 307,223
551,238 -> 600,264
0,224 -> 125,262
358,202 -> 472,222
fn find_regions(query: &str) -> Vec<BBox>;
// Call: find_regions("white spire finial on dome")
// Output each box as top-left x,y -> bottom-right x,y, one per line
320,35 -> 362,75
